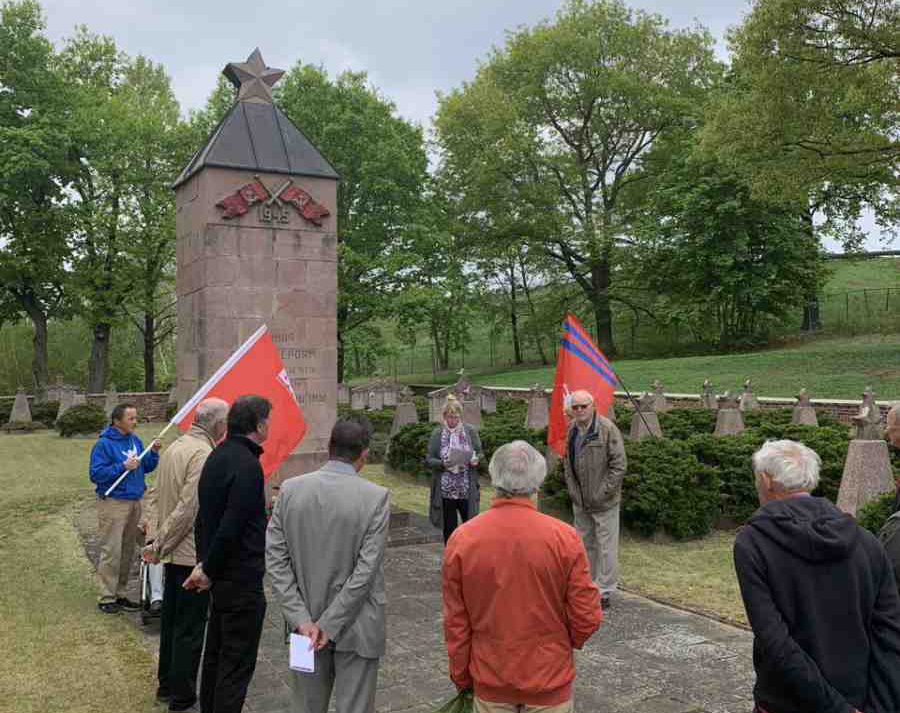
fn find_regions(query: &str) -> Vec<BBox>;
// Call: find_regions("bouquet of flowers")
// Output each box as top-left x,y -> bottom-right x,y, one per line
433,688 -> 473,713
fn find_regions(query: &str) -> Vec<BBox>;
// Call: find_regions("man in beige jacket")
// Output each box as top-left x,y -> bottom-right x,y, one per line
563,390 -> 626,612
143,398 -> 228,712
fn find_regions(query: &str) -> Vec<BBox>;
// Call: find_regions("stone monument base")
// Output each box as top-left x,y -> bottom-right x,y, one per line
630,412 -> 662,440
714,409 -> 745,436
792,407 -> 818,426
836,439 -> 894,517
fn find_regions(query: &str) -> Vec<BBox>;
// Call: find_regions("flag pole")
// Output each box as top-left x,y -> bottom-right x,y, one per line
609,369 -> 660,439
103,420 -> 177,497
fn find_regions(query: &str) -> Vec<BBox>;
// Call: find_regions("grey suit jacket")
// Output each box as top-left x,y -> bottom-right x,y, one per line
266,460 -> 390,659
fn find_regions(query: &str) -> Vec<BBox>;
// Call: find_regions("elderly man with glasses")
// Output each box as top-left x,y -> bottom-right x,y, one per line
736,439 -> 900,713
562,390 -> 626,611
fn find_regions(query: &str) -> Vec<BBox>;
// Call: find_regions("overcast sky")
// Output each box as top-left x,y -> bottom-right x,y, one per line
38,0 -> 885,250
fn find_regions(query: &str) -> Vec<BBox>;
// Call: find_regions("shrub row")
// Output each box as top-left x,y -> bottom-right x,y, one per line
56,403 -> 107,438
385,399 -> 865,540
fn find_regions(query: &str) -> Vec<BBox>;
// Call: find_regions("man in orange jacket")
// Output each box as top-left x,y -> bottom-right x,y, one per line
442,440 -> 603,712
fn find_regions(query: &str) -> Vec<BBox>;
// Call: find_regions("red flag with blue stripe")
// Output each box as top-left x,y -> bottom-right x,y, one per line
548,313 -> 617,455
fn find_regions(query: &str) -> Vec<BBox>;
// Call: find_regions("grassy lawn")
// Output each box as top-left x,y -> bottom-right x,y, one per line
824,257 -> 900,293
0,423 -> 179,713
362,464 -> 746,626
468,335 -> 900,400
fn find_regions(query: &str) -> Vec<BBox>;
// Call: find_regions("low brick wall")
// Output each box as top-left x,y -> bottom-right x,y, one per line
0,391 -> 172,422
408,384 -> 895,424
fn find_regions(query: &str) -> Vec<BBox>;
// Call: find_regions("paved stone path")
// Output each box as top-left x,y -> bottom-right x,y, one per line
76,505 -> 756,713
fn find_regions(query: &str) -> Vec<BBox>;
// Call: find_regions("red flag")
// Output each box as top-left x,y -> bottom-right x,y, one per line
215,179 -> 269,219
548,313 -> 617,456
172,325 -> 306,477
278,183 -> 330,226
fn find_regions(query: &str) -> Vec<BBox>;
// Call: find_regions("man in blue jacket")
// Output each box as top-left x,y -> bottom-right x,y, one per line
90,402 -> 161,613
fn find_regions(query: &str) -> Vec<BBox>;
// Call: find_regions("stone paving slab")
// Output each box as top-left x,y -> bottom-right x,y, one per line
74,503 -> 755,713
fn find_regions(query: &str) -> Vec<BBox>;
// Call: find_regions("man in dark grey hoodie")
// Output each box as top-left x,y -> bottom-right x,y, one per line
735,439 -> 900,713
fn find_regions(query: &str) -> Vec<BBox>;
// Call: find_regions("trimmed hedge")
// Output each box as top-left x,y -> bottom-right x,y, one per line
56,403 -> 107,438
858,491 -> 896,535
31,401 -> 60,428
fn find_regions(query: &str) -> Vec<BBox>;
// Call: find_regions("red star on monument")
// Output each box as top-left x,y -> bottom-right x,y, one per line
223,48 -> 285,103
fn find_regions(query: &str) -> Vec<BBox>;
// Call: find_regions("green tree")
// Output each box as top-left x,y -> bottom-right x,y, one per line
435,0 -> 720,356
0,0 -> 76,394
275,64 -> 428,381
702,0 -> 900,228
60,31 -> 184,392
631,141 -> 824,346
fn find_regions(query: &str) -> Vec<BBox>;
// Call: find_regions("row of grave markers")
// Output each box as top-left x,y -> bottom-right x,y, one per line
3,385 -> 122,425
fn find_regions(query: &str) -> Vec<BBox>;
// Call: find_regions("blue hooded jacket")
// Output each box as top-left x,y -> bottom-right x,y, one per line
89,424 -> 160,499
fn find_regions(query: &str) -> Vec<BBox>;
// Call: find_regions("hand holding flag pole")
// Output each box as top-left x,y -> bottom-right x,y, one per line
103,324 -> 307,498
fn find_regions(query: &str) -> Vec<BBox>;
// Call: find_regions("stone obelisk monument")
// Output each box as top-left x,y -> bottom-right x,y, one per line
173,49 -> 339,487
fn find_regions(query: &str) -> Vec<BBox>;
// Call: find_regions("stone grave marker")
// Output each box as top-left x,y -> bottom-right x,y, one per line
700,379 -> 716,409
428,370 -> 481,423
853,387 -> 883,440
739,378 -> 759,411
9,387 -> 32,423
463,400 -> 482,429
651,379 -> 669,412
383,388 -> 398,408
337,383 -> 350,405
103,384 -> 118,418
367,390 -> 384,411
630,392 -> 663,440
792,388 -> 817,426
714,391 -> 745,436
72,392 -> 86,407
46,376 -> 64,403
56,387 -> 75,421
525,384 -> 549,430
351,388 -> 367,411
480,389 -> 497,414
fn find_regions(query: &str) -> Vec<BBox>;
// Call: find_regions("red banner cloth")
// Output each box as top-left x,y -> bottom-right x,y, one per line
547,313 -> 617,456
172,325 -> 306,477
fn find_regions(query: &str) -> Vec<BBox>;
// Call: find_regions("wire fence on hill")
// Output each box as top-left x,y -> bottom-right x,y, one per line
367,286 -> 900,381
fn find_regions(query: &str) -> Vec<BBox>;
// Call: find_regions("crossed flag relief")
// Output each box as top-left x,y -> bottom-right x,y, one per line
216,177 -> 330,226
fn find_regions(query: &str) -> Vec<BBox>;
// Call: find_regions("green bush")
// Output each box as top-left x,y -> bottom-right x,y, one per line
622,438 -> 721,540
56,403 -> 107,438
0,399 -> 12,423
337,405 -> 396,436
659,408 -> 717,440
687,432 -> 759,523
165,402 -> 178,421
31,401 -> 60,428
858,491 -> 896,535
386,422 -> 434,476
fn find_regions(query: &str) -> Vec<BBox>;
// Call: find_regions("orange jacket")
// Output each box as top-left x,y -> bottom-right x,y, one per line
442,497 -> 602,705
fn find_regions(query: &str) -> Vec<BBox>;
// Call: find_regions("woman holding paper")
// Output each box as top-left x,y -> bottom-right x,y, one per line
426,395 -> 484,543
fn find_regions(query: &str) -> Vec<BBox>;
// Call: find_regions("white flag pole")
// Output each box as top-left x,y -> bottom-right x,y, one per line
102,324 -> 269,498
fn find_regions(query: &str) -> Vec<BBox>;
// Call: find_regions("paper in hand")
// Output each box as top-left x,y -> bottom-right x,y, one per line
447,447 -> 473,468
289,633 -> 315,673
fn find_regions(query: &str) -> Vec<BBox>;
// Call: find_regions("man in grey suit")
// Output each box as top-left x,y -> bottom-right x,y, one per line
266,418 -> 390,713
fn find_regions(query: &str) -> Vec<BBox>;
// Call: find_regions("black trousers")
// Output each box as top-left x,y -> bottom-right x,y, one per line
442,497 -> 470,544
199,580 -> 266,713
158,564 -> 209,707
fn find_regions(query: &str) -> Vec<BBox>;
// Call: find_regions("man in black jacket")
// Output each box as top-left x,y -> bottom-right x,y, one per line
735,439 -> 900,713
185,395 -> 271,713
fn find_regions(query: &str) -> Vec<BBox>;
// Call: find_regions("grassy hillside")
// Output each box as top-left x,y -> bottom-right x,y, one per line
823,256 -> 900,293
470,336 -> 900,400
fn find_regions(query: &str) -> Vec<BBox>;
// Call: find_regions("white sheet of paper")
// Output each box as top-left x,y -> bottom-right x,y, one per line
289,633 -> 315,673
447,447 -> 472,468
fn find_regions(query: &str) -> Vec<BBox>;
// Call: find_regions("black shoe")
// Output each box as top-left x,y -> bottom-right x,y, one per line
168,697 -> 197,712
601,594 -> 611,610
98,601 -> 120,614
149,600 -> 163,617
155,689 -> 171,704
116,597 -> 141,611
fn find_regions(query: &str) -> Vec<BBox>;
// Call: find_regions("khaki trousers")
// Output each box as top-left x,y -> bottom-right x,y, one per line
96,497 -> 142,603
474,696 -> 573,713
572,502 -> 619,594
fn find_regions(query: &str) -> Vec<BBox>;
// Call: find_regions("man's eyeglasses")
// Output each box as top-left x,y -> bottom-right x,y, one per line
572,404 -> 590,411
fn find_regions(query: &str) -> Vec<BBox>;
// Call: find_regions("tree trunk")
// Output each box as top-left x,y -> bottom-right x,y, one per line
143,312 -> 156,392
518,256 -> 548,365
337,330 -> 346,384
591,261 -> 615,356
509,276 -> 522,365
88,321 -> 112,393
21,295 -> 49,395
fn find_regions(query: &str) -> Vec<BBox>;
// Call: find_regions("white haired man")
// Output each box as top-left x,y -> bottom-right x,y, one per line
443,440 -> 602,712
735,439 -> 900,713
143,397 -> 229,712
562,389 -> 626,610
